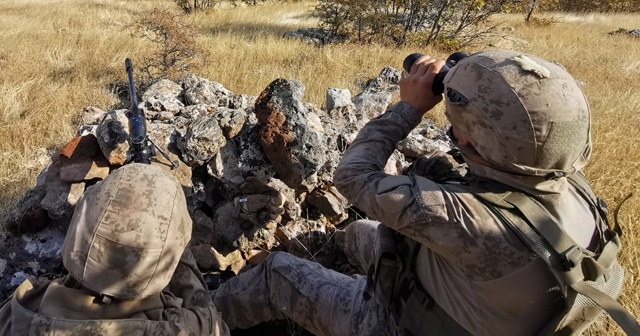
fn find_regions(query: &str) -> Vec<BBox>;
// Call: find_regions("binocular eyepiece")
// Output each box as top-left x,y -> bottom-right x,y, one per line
402,52 -> 470,95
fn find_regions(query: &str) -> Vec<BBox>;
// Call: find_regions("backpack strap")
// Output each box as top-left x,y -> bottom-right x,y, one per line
474,185 -> 640,335
567,172 -> 621,238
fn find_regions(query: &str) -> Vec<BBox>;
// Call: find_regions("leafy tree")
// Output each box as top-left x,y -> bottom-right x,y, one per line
314,0 -> 519,48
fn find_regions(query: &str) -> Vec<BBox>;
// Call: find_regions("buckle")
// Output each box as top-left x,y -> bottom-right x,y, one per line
560,245 -> 584,271
397,275 -> 415,304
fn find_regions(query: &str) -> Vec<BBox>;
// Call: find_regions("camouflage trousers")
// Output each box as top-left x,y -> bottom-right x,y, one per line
211,220 -> 394,336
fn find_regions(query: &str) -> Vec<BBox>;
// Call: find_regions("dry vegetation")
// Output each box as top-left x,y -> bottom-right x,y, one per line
0,0 -> 638,334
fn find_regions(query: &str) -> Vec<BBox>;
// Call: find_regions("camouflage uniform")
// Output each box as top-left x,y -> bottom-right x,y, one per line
0,163 -> 229,336
212,50 -> 603,336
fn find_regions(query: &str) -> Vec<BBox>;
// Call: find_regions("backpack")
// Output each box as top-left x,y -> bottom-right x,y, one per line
472,172 -> 639,335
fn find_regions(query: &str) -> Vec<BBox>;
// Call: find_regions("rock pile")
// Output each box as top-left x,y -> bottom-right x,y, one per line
0,67 -> 453,300
608,28 -> 640,38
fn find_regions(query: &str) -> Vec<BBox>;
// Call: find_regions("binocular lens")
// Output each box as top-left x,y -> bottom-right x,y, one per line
402,52 -> 470,95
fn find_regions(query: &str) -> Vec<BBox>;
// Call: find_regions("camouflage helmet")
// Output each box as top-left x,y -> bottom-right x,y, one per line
62,163 -> 191,300
443,50 -> 591,178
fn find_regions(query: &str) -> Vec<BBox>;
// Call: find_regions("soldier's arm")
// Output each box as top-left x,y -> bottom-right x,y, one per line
335,102 -> 534,281
166,246 -> 212,308
335,101 -> 454,247
164,246 -> 230,335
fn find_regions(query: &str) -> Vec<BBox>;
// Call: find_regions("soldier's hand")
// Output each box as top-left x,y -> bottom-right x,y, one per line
400,55 -> 446,115
232,177 -> 286,228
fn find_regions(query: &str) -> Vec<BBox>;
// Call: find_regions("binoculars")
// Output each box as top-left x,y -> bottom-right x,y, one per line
402,52 -> 469,95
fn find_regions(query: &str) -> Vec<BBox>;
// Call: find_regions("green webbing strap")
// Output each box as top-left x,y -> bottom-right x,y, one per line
505,192 -> 623,284
571,281 -> 640,335
505,193 -> 578,254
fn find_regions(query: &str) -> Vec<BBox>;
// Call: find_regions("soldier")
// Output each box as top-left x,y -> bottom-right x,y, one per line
212,50 -> 636,335
0,163 -> 229,336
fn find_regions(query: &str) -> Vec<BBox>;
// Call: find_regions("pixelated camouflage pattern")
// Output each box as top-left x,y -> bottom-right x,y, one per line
344,219 -> 379,274
331,101 -> 597,335
443,50 -> 591,178
213,251 -> 394,336
62,163 -> 192,300
0,247 -> 230,336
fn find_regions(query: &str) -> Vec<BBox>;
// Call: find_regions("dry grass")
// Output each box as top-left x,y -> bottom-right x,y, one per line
0,1 -> 639,334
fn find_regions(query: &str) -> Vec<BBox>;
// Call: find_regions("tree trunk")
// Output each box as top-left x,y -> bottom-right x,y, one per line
526,0 -> 540,22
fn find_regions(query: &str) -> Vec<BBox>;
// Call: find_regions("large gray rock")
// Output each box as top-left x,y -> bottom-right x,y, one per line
609,28 -> 640,38
191,244 -> 245,274
40,157 -> 85,230
5,186 -> 49,234
227,124 -> 276,181
397,120 -> 453,158
212,202 -> 278,252
353,92 -> 392,120
182,74 -> 233,107
147,123 -> 193,188
353,66 -> 401,119
216,108 -> 247,139
229,94 -> 256,110
207,142 -> 248,196
255,78 -> 327,189
316,102 -> 367,185
306,186 -> 348,224
0,228 -> 65,301
326,88 -> 353,110
96,109 -> 130,166
177,114 -> 227,167
141,79 -> 185,118
180,104 -> 215,122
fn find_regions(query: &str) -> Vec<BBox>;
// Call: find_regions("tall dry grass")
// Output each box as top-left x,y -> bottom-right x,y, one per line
0,1 -> 639,334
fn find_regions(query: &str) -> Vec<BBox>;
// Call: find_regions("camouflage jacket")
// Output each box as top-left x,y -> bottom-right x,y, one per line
334,102 -> 598,336
0,248 -> 229,336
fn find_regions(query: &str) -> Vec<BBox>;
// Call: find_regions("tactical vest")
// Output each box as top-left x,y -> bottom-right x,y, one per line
368,172 -> 640,336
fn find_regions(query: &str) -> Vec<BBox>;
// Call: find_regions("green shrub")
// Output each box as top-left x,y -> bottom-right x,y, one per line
314,0 -> 521,47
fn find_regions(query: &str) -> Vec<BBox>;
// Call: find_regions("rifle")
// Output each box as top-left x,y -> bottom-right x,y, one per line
125,58 -> 179,169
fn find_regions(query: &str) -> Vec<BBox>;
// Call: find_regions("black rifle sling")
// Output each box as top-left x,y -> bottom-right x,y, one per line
474,188 -> 640,335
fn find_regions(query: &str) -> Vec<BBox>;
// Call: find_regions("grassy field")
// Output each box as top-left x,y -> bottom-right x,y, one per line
0,0 -> 639,334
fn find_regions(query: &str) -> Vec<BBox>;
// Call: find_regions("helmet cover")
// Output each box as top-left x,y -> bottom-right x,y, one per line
62,163 -> 192,300
443,50 -> 591,178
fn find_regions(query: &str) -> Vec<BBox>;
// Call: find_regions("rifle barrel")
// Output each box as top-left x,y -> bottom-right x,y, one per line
125,58 -> 139,109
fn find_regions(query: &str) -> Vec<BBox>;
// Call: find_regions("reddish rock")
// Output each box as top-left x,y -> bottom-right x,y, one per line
59,135 -> 100,159
60,155 -> 110,182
